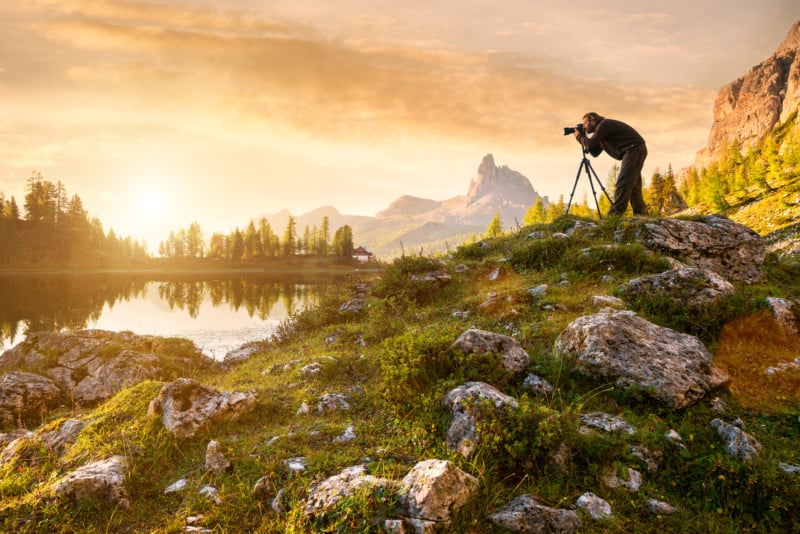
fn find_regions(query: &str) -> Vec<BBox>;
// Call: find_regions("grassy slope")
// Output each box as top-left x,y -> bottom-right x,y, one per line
1,215 -> 799,533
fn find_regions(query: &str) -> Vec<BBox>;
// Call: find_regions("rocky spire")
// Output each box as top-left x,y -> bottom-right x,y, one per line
695,20 -> 800,169
466,154 -> 536,206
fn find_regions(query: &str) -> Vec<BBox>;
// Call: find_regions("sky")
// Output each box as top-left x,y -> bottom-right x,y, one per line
1,1 -> 798,251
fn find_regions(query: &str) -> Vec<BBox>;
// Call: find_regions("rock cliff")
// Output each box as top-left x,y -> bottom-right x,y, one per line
695,21 -> 800,168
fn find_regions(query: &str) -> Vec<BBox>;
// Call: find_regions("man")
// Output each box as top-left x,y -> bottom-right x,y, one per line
574,112 -> 648,216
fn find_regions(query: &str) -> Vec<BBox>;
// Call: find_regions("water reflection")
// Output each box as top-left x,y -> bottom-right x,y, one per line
0,273 -> 339,358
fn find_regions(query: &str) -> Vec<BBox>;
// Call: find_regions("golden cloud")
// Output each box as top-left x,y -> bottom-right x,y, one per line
23,0 -> 712,155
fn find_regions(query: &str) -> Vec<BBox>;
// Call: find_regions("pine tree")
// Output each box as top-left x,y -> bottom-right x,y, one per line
281,216 -> 297,256
523,197 -> 547,226
485,211 -> 503,239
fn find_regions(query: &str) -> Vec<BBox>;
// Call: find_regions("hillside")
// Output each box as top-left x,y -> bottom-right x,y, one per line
1,212 -> 798,533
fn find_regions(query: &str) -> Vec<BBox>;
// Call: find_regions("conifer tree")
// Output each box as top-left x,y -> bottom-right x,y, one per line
485,211 -> 503,238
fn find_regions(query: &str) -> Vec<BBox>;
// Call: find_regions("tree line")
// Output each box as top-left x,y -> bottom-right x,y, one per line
0,172 -> 147,265
679,110 -> 800,211
158,215 -> 356,261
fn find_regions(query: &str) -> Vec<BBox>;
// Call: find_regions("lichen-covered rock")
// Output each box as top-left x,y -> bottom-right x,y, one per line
710,418 -> 763,462
618,268 -> 735,309
51,456 -> 129,509
765,297 -> 800,336
0,371 -> 62,427
450,328 -> 531,372
400,459 -> 479,526
576,492 -> 612,520
147,378 -> 256,439
614,216 -> 765,283
0,330 -> 217,410
205,440 -> 231,474
555,310 -> 729,410
442,382 -> 519,457
304,465 -> 395,515
489,493 -> 581,533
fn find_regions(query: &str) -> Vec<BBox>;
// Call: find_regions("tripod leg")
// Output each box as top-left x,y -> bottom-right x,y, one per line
582,160 -> 603,217
565,161 -> 584,216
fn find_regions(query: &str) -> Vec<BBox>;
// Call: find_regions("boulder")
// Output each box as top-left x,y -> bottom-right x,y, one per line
147,378 -> 256,439
489,494 -> 581,533
554,310 -> 729,410
450,328 -> 531,372
51,456 -> 129,509
442,382 -> 519,457
303,465 -> 396,516
614,215 -> 765,283
0,371 -> 62,427
618,268 -> 735,309
400,459 -> 479,526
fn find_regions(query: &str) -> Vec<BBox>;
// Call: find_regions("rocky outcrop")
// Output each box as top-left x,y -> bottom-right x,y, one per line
695,21 -> 800,168
0,371 -> 62,427
0,331 -> 217,419
147,378 -> 256,439
554,310 -> 729,410
615,215 -> 766,283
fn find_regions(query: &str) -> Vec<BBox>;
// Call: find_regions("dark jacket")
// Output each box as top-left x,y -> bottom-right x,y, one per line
579,118 -> 645,160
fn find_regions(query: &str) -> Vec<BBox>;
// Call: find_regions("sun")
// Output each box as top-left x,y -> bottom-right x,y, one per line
136,188 -> 167,217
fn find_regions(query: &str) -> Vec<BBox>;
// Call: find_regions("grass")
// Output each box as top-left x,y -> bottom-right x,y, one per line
1,215 -> 799,533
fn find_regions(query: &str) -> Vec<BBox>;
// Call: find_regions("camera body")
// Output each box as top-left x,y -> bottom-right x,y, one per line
563,123 -> 584,136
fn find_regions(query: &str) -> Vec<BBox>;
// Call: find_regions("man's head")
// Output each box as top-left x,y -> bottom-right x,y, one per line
582,112 -> 604,134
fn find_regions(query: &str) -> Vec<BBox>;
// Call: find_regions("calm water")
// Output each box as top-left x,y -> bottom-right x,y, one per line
0,273 -> 344,360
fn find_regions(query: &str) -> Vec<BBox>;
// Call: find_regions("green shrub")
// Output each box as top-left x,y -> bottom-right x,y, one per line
568,244 -> 672,276
509,236 -> 591,272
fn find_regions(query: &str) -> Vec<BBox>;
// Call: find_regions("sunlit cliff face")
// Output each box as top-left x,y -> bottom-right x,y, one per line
0,1 -> 792,250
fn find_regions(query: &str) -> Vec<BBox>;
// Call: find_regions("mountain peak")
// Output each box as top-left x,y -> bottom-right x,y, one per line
466,153 -> 537,206
777,20 -> 800,55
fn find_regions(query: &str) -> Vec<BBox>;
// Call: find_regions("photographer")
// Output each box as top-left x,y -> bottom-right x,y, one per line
573,112 -> 648,216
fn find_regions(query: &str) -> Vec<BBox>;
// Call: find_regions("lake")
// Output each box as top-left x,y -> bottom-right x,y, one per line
0,272 -> 349,360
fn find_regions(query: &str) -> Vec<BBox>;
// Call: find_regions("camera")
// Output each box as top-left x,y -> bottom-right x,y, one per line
563,123 -> 584,136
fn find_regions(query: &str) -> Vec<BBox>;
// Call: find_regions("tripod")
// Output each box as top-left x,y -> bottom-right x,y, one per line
565,144 -> 612,217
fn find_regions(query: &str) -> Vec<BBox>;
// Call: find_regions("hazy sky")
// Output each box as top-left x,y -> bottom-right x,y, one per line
1,1 -> 798,250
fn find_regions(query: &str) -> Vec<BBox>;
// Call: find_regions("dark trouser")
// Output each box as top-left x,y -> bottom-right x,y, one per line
609,145 -> 648,216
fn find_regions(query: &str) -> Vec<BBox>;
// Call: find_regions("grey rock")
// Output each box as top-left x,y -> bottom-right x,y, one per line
555,310 -> 729,410
575,492 -> 612,520
52,455 -> 129,509
451,328 -> 531,373
317,393 -> 350,413
205,440 -> 231,474
601,467 -> 643,492
0,371 -> 61,427
614,216 -> 765,283
303,464 -> 395,515
522,374 -> 553,395
442,382 -> 519,457
646,498 -> 677,515
400,459 -> 479,525
618,267 -> 735,309
147,378 -> 256,439
710,418 -> 763,462
765,297 -> 800,336
579,412 -> 635,435
489,493 -> 581,533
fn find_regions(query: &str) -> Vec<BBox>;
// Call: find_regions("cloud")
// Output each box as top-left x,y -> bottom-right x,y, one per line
9,0 -> 713,177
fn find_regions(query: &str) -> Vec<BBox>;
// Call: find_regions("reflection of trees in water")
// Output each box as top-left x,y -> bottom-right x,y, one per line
0,274 -> 331,347
155,278 -> 317,319
0,276 -> 148,343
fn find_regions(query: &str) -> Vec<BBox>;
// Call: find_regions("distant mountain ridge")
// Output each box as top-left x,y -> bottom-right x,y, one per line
256,154 -> 546,260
